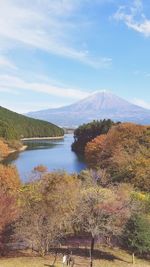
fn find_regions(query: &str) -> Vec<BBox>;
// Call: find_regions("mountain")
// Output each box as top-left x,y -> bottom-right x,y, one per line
26,91 -> 150,127
0,106 -> 64,140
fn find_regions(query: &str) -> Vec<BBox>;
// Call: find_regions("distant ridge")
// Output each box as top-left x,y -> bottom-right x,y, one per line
26,91 -> 150,127
0,106 -> 64,140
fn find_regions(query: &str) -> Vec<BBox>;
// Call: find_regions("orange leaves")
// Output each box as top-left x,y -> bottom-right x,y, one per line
0,165 -> 20,236
0,164 -> 21,192
33,165 -> 48,173
84,123 -> 150,191
0,139 -> 9,159
85,134 -> 106,168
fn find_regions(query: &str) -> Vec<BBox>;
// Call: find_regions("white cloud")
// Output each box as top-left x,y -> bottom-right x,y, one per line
113,0 -> 150,37
133,98 -> 150,109
0,101 -> 63,114
0,0 -> 111,68
0,55 -> 17,69
0,74 -> 89,100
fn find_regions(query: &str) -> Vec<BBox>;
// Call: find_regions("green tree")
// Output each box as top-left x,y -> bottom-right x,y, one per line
72,119 -> 114,154
123,214 -> 150,263
0,106 -> 64,140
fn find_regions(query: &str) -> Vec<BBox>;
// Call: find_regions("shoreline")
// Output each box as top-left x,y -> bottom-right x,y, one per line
9,145 -> 28,154
1,135 -> 65,162
21,136 -> 64,141
1,145 -> 28,163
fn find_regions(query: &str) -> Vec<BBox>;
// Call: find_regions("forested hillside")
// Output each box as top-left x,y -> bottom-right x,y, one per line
72,119 -> 115,154
0,106 -> 64,140
85,123 -> 150,192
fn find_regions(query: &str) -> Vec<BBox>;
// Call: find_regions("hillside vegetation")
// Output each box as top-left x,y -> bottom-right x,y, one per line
0,120 -> 150,265
72,119 -> 115,154
85,123 -> 150,192
0,106 -> 64,140
0,166 -> 150,264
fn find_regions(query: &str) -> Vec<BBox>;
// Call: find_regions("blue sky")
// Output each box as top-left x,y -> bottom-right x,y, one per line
0,0 -> 150,113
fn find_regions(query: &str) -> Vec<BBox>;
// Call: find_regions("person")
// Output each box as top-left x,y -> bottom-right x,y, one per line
67,252 -> 75,267
69,256 -> 75,267
66,254 -> 70,266
62,254 -> 67,266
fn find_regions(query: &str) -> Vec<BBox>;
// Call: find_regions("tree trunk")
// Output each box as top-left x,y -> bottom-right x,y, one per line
46,239 -> 49,254
106,236 -> 111,247
52,251 -> 57,266
132,253 -> 135,264
39,246 -> 46,257
31,241 -> 34,253
89,236 -> 95,267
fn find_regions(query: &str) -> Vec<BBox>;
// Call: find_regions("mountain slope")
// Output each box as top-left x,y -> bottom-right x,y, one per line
0,106 -> 64,140
27,91 -> 150,127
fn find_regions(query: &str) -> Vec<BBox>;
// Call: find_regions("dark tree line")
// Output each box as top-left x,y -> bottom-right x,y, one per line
72,119 -> 115,154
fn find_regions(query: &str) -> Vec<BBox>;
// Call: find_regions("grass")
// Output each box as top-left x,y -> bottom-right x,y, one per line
0,247 -> 150,267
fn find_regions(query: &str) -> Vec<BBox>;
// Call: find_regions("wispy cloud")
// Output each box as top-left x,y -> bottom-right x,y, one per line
0,55 -> 17,69
113,0 -> 150,37
0,0 -> 111,68
133,97 -> 150,109
0,74 -> 89,100
0,100 -> 63,114
133,69 -> 150,78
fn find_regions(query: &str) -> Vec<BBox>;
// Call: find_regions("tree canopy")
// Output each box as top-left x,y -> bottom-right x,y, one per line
0,106 -> 64,140
72,119 -> 115,154
85,123 -> 150,192
15,171 -> 80,256
0,164 -> 149,262
0,139 -> 9,160
123,214 -> 150,256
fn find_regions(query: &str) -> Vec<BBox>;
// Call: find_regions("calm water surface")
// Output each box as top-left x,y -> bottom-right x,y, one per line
5,134 -> 86,182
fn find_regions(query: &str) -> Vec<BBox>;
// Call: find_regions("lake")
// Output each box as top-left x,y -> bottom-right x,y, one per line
4,134 -> 86,182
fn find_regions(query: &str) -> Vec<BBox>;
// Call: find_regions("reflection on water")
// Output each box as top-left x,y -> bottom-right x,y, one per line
4,151 -> 19,163
25,141 -> 59,150
4,134 -> 86,182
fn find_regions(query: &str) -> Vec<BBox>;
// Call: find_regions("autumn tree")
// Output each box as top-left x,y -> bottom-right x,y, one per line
15,171 -> 80,256
0,164 -> 21,192
73,183 -> 131,267
0,189 -> 19,256
85,123 -> 150,191
31,165 -> 48,180
72,119 -> 114,154
0,190 -> 18,233
78,169 -> 110,188
0,165 -> 21,255
85,134 -> 106,168
0,139 -> 9,160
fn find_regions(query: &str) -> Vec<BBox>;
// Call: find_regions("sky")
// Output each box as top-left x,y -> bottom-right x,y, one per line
0,0 -> 150,113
